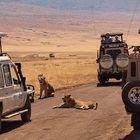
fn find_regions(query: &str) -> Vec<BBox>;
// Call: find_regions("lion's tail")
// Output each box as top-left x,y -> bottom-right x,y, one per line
94,103 -> 98,110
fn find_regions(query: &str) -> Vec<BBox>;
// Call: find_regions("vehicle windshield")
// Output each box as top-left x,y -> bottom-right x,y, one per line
101,35 -> 123,44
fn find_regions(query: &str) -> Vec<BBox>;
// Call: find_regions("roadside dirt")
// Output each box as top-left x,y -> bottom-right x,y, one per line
0,83 -> 138,140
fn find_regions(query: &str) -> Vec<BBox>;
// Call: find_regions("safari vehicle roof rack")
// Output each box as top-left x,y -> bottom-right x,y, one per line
1,52 -> 11,58
101,33 -> 123,37
129,46 -> 140,53
0,32 -> 7,56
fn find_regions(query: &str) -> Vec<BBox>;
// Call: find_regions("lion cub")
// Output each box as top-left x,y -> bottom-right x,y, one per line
38,74 -> 55,99
53,94 -> 98,110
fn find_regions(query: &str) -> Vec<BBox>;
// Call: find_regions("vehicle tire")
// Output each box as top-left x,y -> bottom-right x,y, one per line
106,78 -> 109,82
116,77 -> 120,80
0,111 -> 2,132
98,73 -> 106,85
21,96 -> 31,122
122,81 -> 140,113
131,114 -> 140,130
0,103 -> 3,133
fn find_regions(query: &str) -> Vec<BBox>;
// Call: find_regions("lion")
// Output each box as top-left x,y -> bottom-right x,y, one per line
38,74 -> 55,99
53,94 -> 98,110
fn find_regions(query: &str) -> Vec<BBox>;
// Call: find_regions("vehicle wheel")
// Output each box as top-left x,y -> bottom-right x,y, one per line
122,81 -> 140,113
98,73 -> 106,85
21,96 -> 31,122
106,78 -> 109,82
131,114 -> 140,130
116,77 -> 120,80
0,110 -> 2,132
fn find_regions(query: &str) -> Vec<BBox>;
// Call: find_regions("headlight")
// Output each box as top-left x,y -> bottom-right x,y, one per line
99,54 -> 113,69
116,54 -> 129,68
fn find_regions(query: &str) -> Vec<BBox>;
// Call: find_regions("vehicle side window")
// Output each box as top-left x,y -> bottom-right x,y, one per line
11,65 -> 20,85
0,65 -> 4,88
3,64 -> 12,87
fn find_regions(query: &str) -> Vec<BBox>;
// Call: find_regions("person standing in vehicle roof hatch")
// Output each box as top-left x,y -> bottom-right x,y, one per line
114,35 -> 121,43
105,33 -> 112,43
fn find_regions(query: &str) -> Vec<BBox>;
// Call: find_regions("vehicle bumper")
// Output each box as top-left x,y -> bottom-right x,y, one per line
99,70 -> 123,78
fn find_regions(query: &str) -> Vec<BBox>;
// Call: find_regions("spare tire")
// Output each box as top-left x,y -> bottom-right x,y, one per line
99,54 -> 113,69
116,54 -> 129,68
131,114 -> 140,130
122,81 -> 140,113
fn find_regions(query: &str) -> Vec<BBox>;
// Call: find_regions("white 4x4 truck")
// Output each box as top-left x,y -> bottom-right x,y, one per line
122,46 -> 140,130
96,33 -> 129,84
0,33 -> 34,131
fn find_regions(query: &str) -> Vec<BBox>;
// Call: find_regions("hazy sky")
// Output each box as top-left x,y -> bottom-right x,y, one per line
17,0 -> 140,12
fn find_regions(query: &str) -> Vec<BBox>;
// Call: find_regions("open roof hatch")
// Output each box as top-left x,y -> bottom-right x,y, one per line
0,32 -> 7,55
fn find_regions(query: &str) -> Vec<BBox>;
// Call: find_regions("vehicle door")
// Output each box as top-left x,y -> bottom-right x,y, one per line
10,64 -> 25,108
0,64 -> 7,114
2,63 -> 16,113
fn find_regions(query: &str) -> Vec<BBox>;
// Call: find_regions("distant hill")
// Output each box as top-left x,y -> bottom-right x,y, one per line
0,0 -> 140,50
6,0 -> 140,12
1,0 -> 140,35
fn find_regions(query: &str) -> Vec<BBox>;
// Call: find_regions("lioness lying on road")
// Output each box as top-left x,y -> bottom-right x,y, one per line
53,94 -> 98,110
38,74 -> 55,99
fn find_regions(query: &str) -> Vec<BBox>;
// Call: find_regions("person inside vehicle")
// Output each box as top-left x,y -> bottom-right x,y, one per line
114,35 -> 121,43
105,33 -> 112,43
101,38 -> 105,43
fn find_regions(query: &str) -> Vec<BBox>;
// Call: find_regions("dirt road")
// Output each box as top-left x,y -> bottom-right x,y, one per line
0,82 -> 138,140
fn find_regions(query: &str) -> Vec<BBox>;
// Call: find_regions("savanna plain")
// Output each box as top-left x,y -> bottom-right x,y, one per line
1,1 -> 140,140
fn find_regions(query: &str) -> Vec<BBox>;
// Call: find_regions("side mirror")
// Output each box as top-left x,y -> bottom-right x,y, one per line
23,77 -> 26,83
96,58 -> 99,63
22,77 -> 27,91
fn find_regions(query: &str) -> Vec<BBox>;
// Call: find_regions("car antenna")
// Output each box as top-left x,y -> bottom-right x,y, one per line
0,32 -> 7,56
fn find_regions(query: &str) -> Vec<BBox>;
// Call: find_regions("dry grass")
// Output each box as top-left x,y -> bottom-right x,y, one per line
1,2 -> 140,97
12,52 -> 97,97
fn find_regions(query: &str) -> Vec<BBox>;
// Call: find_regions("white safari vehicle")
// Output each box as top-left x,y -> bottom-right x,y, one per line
97,33 -> 129,84
122,46 -> 140,130
0,33 -> 34,131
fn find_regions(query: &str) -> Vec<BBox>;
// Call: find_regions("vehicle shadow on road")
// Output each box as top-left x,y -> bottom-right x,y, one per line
119,130 -> 140,140
97,82 -> 121,87
1,120 -> 24,134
